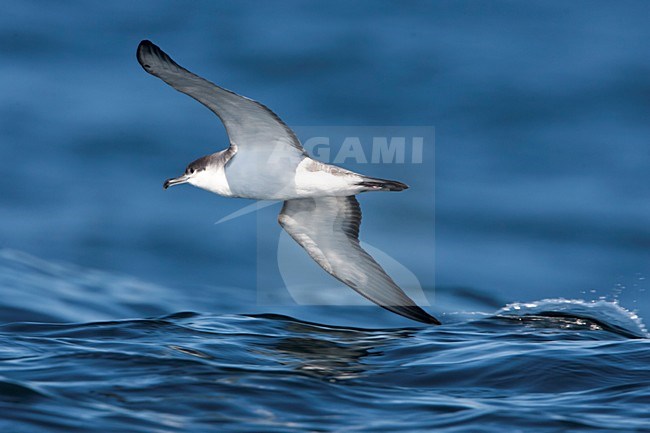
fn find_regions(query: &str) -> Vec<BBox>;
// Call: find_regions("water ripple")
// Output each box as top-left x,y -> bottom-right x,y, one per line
0,301 -> 648,432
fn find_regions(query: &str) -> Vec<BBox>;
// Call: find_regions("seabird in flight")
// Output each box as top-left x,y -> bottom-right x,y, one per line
137,40 -> 440,325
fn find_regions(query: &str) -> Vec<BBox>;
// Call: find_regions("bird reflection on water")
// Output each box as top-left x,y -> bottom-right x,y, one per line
248,314 -> 416,381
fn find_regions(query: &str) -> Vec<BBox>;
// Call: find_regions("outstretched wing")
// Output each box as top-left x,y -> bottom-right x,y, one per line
278,196 -> 440,325
136,40 -> 304,154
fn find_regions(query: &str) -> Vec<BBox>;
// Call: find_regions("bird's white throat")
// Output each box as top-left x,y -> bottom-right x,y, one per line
188,166 -> 233,197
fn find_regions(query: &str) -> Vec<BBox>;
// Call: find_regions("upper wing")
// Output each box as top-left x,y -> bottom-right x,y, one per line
279,196 -> 440,325
136,40 -> 304,154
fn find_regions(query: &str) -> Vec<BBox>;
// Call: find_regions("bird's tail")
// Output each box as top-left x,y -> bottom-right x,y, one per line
357,177 -> 409,192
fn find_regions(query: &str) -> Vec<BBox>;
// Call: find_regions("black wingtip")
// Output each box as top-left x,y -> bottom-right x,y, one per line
136,40 -> 162,72
136,39 -> 181,75
385,305 -> 441,325
137,40 -> 152,69
408,307 -> 442,325
137,40 -> 154,55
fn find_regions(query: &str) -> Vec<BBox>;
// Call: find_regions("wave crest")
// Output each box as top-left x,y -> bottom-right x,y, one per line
495,298 -> 648,339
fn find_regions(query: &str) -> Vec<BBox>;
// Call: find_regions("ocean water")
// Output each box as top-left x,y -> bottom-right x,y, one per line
1,250 -> 649,432
1,1 -> 649,432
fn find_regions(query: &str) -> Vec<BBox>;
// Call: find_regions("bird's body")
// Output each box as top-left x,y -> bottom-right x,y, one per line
137,40 -> 440,325
189,148 -> 371,200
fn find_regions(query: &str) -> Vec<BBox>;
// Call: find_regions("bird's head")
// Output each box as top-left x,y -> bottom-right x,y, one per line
163,155 -> 212,189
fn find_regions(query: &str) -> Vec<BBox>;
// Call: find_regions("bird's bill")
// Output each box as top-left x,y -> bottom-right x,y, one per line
163,174 -> 190,189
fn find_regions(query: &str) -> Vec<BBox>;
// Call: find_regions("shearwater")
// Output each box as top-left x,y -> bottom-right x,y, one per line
137,40 -> 440,325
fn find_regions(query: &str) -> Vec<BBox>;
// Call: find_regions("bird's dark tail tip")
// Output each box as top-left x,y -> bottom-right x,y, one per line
357,178 -> 409,192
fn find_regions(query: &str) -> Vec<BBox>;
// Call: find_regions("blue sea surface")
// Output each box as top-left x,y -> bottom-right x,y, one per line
1,1 -> 649,432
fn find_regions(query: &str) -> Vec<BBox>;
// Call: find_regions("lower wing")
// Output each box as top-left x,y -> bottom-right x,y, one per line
278,196 -> 440,325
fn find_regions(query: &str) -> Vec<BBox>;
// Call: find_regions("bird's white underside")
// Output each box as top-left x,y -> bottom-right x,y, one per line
189,155 -> 365,200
